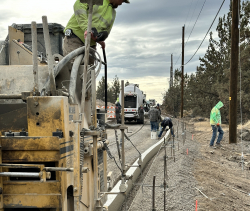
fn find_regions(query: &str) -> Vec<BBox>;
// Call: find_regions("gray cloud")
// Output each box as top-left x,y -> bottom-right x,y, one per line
0,0 -> 232,103
0,8 -> 19,41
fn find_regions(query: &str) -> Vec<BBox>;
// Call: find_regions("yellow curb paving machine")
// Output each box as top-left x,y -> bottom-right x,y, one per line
0,0 -> 120,210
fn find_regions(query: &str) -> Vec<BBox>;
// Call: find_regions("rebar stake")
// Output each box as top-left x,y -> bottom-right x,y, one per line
177,121 -> 179,139
173,128 -> 175,162
152,175 -> 156,211
164,144 -> 167,211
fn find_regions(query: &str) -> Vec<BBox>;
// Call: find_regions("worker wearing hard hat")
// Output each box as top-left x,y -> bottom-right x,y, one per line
63,0 -> 130,55
209,101 -> 224,147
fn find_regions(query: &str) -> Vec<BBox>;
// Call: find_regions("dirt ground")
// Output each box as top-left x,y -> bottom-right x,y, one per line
192,119 -> 250,211
119,118 -> 250,211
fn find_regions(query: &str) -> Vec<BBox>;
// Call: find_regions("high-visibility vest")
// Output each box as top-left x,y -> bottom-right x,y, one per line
64,0 -> 116,46
210,101 -> 223,125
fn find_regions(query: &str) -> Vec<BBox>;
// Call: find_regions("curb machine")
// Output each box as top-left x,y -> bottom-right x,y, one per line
0,0 -> 128,210
119,84 -> 146,124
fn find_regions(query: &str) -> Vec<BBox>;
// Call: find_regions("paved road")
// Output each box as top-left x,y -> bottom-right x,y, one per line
106,119 -> 162,186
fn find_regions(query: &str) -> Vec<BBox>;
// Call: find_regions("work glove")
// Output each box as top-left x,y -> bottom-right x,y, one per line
97,41 -> 105,49
216,123 -> 220,126
96,31 -> 108,42
84,30 -> 97,41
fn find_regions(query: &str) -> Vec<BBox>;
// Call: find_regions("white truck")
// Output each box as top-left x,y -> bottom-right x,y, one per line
119,83 -> 145,124
149,99 -> 156,106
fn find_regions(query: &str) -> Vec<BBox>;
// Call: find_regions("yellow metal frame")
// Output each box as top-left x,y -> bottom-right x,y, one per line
0,96 -> 108,210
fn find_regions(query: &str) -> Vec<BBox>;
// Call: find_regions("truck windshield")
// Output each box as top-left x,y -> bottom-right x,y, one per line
124,96 -> 136,108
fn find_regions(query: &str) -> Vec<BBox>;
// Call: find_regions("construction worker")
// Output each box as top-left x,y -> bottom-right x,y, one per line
156,103 -> 161,131
63,0 -> 130,56
158,117 -> 174,138
148,105 -> 161,132
115,99 -> 121,123
209,101 -> 224,147
156,103 -> 161,115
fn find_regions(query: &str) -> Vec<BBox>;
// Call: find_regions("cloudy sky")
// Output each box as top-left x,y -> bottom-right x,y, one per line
0,0 -> 232,103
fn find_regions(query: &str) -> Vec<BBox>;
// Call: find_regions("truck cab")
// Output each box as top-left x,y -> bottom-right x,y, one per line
149,99 -> 156,106
119,84 -> 144,124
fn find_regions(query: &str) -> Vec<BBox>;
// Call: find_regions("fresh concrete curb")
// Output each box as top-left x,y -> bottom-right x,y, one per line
104,130 -> 170,211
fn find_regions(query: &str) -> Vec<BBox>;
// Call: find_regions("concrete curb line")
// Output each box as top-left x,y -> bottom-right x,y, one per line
104,130 -> 170,210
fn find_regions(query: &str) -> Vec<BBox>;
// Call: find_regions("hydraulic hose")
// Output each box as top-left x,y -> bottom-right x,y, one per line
68,54 -> 84,104
103,49 -> 108,113
41,46 -> 86,95
85,49 -> 102,91
42,46 -> 101,96
68,48 -> 102,103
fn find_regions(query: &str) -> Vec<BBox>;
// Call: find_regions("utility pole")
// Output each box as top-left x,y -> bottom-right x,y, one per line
170,54 -> 173,88
181,25 -> 185,118
169,67 -> 172,89
229,0 -> 239,144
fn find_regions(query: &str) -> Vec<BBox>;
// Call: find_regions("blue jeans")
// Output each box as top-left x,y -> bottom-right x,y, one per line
158,126 -> 174,137
156,122 -> 159,130
150,121 -> 158,131
210,125 -> 224,146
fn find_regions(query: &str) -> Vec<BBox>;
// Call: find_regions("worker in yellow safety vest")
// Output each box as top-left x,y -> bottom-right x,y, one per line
209,101 -> 224,147
63,0 -> 130,56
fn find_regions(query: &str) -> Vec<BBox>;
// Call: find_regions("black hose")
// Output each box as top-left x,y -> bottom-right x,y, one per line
102,49 -> 108,113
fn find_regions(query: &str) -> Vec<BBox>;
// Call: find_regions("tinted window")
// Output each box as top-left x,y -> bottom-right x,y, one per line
124,96 -> 136,108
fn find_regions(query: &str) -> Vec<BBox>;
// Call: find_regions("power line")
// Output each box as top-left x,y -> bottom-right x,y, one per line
184,0 -> 195,26
173,0 -> 205,69
172,0 -> 195,67
172,0 -> 195,57
185,0 -> 207,46
185,0 -> 199,33
184,0 -> 226,65
174,53 -> 181,67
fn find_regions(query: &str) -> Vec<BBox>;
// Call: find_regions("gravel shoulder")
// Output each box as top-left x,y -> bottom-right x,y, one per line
117,118 -> 250,211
